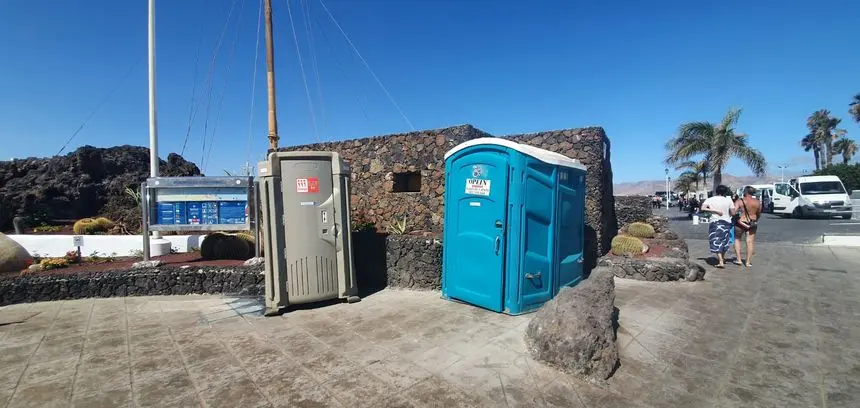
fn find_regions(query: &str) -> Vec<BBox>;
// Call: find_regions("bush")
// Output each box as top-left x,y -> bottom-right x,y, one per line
626,222 -> 656,238
815,163 -> 860,193
611,235 -> 645,256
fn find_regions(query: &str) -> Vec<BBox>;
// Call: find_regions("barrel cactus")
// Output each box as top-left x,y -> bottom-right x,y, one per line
200,232 -> 252,260
611,235 -> 646,256
94,217 -> 115,230
72,218 -> 98,234
626,222 -> 655,238
235,232 -> 257,255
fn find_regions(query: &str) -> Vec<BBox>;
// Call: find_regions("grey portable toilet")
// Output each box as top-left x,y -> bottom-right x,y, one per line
258,151 -> 359,315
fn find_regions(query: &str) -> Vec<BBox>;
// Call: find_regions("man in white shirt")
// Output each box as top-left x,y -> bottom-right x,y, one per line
699,185 -> 736,268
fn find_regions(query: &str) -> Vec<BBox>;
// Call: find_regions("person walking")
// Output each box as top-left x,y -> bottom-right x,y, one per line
700,185 -> 735,268
733,186 -> 762,267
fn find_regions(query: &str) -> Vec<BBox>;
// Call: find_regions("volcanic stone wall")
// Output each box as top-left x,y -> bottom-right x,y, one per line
0,266 -> 263,306
279,125 -> 491,232
279,124 -> 617,263
506,127 -> 617,261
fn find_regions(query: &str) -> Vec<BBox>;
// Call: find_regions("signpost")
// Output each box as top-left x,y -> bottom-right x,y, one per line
140,177 -> 256,260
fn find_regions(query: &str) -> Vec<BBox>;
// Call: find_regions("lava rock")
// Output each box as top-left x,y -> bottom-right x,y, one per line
243,257 -> 264,266
0,233 -> 33,273
132,260 -> 163,269
614,196 -> 652,229
386,234 -> 442,290
525,267 -> 618,382
646,215 -> 670,233
597,256 -> 690,282
0,146 -> 200,231
641,237 -> 689,260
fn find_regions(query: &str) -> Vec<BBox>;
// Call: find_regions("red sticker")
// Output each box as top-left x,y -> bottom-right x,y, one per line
308,177 -> 319,193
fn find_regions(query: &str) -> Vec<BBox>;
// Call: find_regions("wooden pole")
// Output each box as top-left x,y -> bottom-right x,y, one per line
264,0 -> 280,150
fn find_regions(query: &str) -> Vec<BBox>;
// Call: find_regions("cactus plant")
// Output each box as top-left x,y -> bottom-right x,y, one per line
200,232 -> 252,260
611,235 -> 646,256
200,232 -> 226,260
387,216 -> 409,235
72,217 -> 114,235
234,232 -> 257,256
72,218 -> 97,234
213,235 -> 251,260
94,217 -> 115,229
626,222 -> 655,238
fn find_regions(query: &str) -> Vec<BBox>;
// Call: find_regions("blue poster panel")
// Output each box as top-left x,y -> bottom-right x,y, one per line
218,201 -> 247,224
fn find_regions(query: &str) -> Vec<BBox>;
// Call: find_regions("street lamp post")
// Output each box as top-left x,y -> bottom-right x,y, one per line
776,164 -> 788,182
664,168 -> 670,210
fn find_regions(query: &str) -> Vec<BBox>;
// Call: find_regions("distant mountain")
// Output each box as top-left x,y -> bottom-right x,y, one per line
613,174 -> 790,196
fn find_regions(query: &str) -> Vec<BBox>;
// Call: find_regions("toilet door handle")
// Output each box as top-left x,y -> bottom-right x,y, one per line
494,236 -> 501,255
525,272 -> 542,279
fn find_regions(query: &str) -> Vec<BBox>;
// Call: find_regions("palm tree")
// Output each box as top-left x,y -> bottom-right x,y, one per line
674,174 -> 695,195
833,138 -> 857,164
673,159 -> 708,192
807,109 -> 845,167
665,107 -> 767,191
850,93 -> 860,123
801,132 -> 823,171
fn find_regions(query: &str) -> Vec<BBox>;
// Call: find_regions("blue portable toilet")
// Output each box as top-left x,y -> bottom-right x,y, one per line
441,138 -> 587,315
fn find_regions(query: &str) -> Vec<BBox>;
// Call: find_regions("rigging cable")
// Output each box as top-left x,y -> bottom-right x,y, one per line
317,0 -> 414,130
246,0 -> 264,168
309,6 -> 371,123
56,58 -> 142,156
203,0 -> 247,171
180,22 -> 206,156
286,0 -> 320,141
199,0 -> 242,167
300,0 -> 328,138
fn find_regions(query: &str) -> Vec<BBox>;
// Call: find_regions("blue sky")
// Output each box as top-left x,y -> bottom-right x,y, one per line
1,0 -> 859,182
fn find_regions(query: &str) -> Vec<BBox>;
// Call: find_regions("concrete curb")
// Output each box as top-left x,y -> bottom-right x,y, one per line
821,233 -> 860,247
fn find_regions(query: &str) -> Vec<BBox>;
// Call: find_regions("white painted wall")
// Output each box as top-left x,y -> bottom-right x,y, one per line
7,235 -> 208,257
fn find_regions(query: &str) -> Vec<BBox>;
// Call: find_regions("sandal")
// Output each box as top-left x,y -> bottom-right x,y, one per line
732,260 -> 743,266
716,264 -> 725,269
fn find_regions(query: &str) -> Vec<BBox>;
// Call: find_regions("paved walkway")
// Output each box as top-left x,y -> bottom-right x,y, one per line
1,240 -> 859,407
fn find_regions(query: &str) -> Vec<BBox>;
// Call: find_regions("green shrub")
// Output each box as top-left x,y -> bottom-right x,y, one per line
814,163 -> 860,193
626,222 -> 655,238
611,235 -> 646,256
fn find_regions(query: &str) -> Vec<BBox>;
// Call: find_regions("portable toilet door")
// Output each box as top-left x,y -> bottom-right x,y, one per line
554,166 -> 587,292
441,141 -> 512,313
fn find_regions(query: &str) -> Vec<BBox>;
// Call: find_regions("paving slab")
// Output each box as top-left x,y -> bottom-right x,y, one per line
1,240 -> 859,407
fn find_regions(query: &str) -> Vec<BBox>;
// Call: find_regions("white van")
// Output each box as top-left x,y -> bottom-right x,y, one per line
772,175 -> 853,219
735,184 -> 775,212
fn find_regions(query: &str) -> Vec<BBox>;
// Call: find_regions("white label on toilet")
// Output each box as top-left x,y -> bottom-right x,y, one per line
470,202 -> 481,207
465,179 -> 490,196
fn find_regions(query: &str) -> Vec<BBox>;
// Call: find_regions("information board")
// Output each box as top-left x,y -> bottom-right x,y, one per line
144,177 -> 253,230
